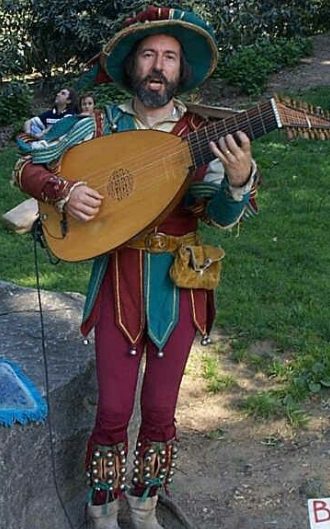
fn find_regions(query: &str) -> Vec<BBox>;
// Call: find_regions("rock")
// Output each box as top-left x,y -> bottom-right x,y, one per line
0,280 -> 97,529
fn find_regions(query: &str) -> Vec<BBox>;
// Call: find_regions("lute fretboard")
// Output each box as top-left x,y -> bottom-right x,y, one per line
186,99 -> 279,168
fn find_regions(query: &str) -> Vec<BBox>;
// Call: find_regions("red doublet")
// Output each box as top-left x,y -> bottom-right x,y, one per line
81,111 -> 216,347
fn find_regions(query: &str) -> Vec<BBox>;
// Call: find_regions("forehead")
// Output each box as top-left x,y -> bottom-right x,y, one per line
137,34 -> 181,53
82,96 -> 94,102
59,89 -> 70,96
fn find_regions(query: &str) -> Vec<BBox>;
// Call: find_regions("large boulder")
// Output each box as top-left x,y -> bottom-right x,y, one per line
0,280 -> 96,529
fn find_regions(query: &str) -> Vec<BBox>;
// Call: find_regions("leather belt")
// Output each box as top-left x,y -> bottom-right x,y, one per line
127,231 -> 198,253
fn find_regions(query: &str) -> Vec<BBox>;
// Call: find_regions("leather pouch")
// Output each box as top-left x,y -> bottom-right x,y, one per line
169,244 -> 225,290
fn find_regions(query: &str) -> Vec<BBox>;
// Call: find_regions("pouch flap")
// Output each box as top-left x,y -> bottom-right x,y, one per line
184,245 -> 225,272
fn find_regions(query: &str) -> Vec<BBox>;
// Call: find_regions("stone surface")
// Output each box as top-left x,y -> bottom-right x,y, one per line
0,281 -> 193,529
0,280 -> 96,529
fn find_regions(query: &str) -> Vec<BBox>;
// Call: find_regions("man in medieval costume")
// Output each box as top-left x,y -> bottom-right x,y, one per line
14,6 -> 259,529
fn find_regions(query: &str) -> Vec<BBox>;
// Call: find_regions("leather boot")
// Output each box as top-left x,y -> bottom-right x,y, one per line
87,499 -> 121,529
126,493 -> 164,529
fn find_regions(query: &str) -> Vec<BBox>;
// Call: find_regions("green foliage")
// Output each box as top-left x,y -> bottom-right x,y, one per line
218,36 -> 312,95
241,392 -> 284,419
220,47 -> 272,96
93,84 -> 130,108
230,343 -> 330,424
290,349 -> 330,397
0,0 -> 327,81
0,81 -> 32,126
206,0 -> 324,53
241,391 -> 309,427
206,428 -> 226,440
313,0 -> 330,31
0,0 -> 124,79
0,2 -> 28,81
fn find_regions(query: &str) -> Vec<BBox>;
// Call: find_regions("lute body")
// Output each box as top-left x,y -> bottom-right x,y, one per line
38,96 -> 330,262
39,130 -> 192,261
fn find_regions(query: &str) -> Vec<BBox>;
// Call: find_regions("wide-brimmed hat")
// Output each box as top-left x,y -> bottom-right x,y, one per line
92,6 -> 218,94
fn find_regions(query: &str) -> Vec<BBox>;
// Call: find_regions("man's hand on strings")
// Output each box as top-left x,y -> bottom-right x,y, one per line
210,131 -> 252,187
66,185 -> 103,221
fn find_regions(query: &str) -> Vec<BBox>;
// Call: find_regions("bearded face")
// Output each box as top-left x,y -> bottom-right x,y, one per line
126,34 -> 182,108
130,68 -> 180,108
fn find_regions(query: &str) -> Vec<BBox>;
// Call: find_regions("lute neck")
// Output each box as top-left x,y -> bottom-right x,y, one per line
186,98 -> 280,168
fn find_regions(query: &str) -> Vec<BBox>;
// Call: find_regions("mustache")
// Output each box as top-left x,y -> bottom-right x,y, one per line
141,70 -> 169,85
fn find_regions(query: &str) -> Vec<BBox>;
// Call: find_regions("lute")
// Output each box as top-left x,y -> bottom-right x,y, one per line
38,95 -> 330,262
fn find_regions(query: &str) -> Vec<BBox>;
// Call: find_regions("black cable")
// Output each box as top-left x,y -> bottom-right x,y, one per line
32,225 -> 88,529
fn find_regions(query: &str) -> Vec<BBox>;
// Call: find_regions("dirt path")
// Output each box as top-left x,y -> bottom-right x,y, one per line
265,32 -> 330,95
173,335 -> 330,529
174,33 -> 330,529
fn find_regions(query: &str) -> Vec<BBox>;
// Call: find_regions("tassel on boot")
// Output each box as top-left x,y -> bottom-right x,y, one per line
126,493 -> 164,529
87,499 -> 121,529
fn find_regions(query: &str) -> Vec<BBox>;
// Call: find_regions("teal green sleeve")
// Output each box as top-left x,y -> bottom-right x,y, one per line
75,64 -> 99,91
184,179 -> 250,228
205,178 -> 250,227
184,181 -> 220,208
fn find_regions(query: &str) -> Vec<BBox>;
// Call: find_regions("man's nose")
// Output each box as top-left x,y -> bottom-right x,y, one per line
153,54 -> 164,71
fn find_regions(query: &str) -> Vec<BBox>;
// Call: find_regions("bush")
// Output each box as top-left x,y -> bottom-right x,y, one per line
207,0 -> 326,54
219,48 -> 273,95
0,81 -> 32,126
92,83 -> 130,108
0,0 -> 327,81
264,37 -> 313,68
218,36 -> 313,95
0,3 -> 27,81
314,1 -> 330,31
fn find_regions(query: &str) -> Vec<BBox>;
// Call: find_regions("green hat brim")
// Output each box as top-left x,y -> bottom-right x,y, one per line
102,19 -> 219,94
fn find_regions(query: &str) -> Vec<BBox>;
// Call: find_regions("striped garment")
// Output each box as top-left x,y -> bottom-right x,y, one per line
17,116 -> 96,165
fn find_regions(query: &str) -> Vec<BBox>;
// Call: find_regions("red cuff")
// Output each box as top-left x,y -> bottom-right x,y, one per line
20,161 -> 74,203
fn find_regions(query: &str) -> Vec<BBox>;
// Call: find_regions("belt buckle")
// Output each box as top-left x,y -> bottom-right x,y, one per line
145,232 -> 168,252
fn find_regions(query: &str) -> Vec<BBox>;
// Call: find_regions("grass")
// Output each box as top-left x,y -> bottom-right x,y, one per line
201,354 -> 238,393
1,86 -> 329,424
240,391 -> 310,428
0,147 -> 91,292
205,133 -> 330,352
200,87 -> 330,422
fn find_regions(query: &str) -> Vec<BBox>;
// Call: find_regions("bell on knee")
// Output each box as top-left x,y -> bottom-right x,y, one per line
131,440 -> 178,498
86,443 -> 127,528
87,443 -> 127,495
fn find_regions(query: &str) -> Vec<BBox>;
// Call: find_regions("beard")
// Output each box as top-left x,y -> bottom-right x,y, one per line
130,69 -> 179,108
